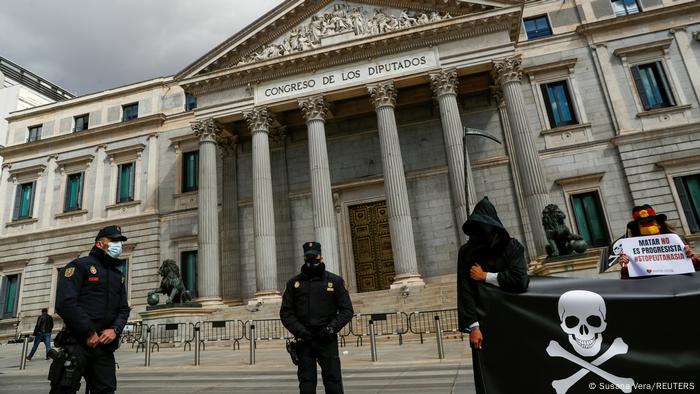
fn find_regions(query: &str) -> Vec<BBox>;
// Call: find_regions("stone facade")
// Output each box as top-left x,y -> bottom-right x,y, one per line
1,0 -> 699,337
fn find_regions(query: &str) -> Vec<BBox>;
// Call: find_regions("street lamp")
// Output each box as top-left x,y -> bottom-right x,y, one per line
463,127 -> 502,218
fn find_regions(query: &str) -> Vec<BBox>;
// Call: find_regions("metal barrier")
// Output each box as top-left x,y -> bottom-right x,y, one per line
246,318 -> 293,341
408,308 -> 463,344
338,320 -> 352,348
147,322 -> 195,351
249,324 -> 256,365
192,319 -> 246,351
121,321 -> 144,347
349,312 -> 409,346
19,337 -> 29,370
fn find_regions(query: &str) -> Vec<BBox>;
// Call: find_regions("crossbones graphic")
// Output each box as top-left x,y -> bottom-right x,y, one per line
548,290 -> 635,394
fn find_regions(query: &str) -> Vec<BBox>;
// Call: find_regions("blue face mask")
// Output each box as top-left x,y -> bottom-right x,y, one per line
107,241 -> 123,258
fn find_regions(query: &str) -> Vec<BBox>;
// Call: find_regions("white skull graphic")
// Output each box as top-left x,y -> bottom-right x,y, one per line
557,290 -> 607,357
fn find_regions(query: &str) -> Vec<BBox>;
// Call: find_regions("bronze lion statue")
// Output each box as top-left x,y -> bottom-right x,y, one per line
542,204 -> 587,257
147,259 -> 193,304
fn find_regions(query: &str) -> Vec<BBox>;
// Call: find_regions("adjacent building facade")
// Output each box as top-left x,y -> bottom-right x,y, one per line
1,0 -> 699,337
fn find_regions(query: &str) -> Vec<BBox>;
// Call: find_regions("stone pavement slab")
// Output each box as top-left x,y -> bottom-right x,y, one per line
0,337 -> 475,393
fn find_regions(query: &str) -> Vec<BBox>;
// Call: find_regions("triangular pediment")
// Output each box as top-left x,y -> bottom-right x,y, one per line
177,0 -> 518,80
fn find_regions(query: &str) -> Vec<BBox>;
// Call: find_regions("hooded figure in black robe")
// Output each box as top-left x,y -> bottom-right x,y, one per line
457,197 -> 529,393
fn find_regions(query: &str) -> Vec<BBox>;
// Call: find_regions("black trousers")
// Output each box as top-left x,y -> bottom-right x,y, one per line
50,344 -> 117,394
472,349 -> 487,394
297,337 -> 343,394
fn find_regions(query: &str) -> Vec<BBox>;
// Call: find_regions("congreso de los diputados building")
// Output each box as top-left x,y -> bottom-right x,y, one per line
1,0 -> 699,337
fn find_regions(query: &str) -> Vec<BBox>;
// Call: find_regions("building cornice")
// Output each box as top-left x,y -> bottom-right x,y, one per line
611,121 -> 700,146
522,58 -> 577,75
181,8 -> 521,95
0,114 -> 166,159
6,77 -> 174,121
612,38 -> 673,58
576,1 -> 700,36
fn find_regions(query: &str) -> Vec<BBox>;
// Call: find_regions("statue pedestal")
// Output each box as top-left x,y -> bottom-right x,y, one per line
139,303 -> 212,320
529,250 -> 603,277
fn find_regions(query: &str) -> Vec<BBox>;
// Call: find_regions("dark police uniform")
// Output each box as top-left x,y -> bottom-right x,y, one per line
52,226 -> 131,394
280,242 -> 354,394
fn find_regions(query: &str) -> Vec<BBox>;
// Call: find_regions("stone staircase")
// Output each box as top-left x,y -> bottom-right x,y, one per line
208,273 -> 458,322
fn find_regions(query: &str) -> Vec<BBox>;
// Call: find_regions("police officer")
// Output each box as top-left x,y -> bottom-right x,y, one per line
51,225 -> 131,394
280,242 -> 354,394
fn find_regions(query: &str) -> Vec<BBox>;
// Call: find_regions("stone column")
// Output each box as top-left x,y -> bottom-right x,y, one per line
41,155 -> 58,228
493,87 -> 537,260
298,95 -> 340,275
244,107 -> 280,299
0,163 -> 11,236
145,134 -> 159,212
430,69 -> 473,245
367,81 -> 424,288
220,136 -> 243,305
192,118 -> 224,306
91,145 -> 107,219
492,57 -> 550,254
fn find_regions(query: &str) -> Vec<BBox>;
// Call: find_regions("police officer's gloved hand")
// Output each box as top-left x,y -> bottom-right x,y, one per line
319,326 -> 336,343
300,330 -> 313,343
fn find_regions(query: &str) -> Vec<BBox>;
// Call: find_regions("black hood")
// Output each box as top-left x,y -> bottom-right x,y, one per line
462,197 -> 509,238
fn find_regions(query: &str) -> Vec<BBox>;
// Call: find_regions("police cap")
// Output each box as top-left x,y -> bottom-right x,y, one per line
95,225 -> 128,242
303,241 -> 321,256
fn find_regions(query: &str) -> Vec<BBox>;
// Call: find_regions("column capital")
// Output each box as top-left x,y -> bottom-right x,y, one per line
192,118 -> 223,143
298,95 -> 328,122
368,81 -> 397,109
491,56 -> 523,86
269,126 -> 287,146
429,69 -> 459,97
490,85 -> 505,107
244,107 -> 272,132
218,135 -> 239,157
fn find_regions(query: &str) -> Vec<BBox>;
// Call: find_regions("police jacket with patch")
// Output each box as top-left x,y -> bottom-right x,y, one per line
457,198 -> 529,332
55,246 -> 131,344
280,263 -> 354,337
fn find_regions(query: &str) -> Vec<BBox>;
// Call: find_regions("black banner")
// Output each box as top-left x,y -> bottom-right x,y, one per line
477,273 -> 700,393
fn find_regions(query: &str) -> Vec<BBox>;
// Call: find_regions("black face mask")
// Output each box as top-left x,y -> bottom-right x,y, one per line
305,256 -> 321,266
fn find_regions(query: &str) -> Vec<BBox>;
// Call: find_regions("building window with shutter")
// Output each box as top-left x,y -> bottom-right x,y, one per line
674,174 -> 700,233
524,15 -> 552,40
27,125 -> 42,142
182,151 -> 199,193
74,114 -> 89,132
13,182 -> 35,221
122,103 -> 139,121
541,81 -> 578,128
64,173 -> 84,212
570,191 -> 610,247
611,0 -> 640,17
631,62 -> 675,110
116,259 -> 129,291
1,274 -> 22,319
181,251 -> 198,298
116,162 -> 135,203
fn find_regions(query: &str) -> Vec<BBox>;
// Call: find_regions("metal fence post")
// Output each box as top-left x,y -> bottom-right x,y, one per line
144,327 -> 152,367
194,326 -> 201,366
369,320 -> 378,362
434,316 -> 445,360
249,324 -> 256,365
19,336 -> 30,370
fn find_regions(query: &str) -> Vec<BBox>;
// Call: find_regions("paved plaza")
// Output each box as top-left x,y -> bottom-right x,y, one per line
0,336 -> 475,393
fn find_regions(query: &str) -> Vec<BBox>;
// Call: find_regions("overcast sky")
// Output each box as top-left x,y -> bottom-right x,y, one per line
0,0 -> 284,96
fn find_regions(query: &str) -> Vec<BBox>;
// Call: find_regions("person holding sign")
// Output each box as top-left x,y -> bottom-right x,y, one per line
617,205 -> 699,279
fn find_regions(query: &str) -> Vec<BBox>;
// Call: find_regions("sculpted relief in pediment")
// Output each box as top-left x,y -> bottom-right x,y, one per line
236,2 -> 451,66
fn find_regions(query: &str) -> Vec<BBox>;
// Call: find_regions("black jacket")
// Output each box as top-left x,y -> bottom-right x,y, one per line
33,314 -> 54,335
55,246 -> 131,344
457,197 -> 529,331
280,263 -> 354,337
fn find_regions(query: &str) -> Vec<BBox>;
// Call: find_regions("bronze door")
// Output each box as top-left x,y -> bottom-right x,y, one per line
348,201 -> 395,292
